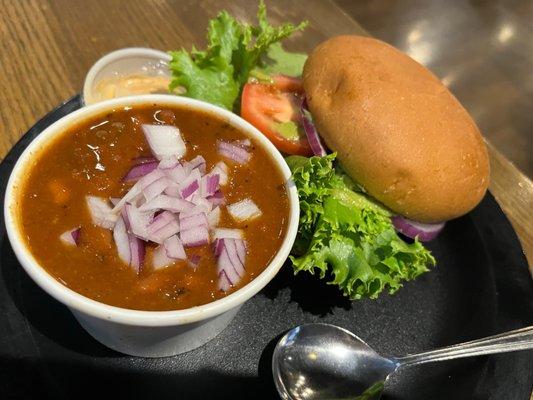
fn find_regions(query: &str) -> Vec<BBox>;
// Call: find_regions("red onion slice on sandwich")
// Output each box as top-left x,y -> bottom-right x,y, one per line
301,99 -> 327,157
391,216 -> 445,242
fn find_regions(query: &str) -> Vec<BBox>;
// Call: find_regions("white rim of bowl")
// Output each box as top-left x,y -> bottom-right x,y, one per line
82,48 -> 172,106
4,94 -> 299,327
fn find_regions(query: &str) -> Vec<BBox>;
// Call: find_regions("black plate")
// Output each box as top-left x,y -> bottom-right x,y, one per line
1,95 -> 532,400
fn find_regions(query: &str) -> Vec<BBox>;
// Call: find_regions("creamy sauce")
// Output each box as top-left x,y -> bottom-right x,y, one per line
88,74 -> 181,104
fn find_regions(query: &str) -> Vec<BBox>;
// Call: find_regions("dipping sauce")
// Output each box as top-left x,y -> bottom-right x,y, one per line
18,104 -> 289,311
89,74 -> 173,103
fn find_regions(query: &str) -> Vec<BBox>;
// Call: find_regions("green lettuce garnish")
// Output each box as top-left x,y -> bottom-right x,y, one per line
286,154 -> 435,300
254,42 -> 308,77
168,2 -> 307,110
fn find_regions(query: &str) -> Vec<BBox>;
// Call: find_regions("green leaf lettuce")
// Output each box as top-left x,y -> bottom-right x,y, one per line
168,2 -> 307,110
286,154 -> 435,300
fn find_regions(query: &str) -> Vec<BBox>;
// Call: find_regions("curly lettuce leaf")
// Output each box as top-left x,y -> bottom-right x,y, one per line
168,2 -> 307,110
287,154 -> 435,300
254,42 -> 308,77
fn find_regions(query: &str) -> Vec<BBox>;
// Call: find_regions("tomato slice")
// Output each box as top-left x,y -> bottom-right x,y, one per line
241,75 -> 313,156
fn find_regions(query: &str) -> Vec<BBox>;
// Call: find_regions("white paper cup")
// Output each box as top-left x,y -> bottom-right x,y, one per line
4,94 -> 299,357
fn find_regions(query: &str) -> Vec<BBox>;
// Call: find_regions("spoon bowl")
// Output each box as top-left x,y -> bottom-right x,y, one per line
272,323 -> 397,400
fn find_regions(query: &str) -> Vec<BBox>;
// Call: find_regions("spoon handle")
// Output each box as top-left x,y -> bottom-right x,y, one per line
396,326 -> 533,367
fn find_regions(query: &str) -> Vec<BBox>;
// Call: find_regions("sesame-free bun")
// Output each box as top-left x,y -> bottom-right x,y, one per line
303,35 -> 489,223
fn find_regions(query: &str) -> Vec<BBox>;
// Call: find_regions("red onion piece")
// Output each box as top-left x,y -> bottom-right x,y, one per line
158,155 -> 180,170
232,138 -> 251,149
216,237 -> 247,291
113,217 -> 131,265
218,270 -> 232,291
202,174 -> 220,197
86,196 -> 118,229
59,227 -> 81,246
122,203 -> 153,241
142,124 -> 186,160
112,169 -> 166,213
301,99 -> 327,156
207,190 -> 225,206
165,163 -> 188,184
123,161 -> 158,182
187,155 -> 207,174
217,140 -> 251,164
188,254 -> 201,269
181,179 -> 199,199
178,169 -> 202,199
163,235 -> 186,260
209,161 -> 228,186
207,207 -> 221,229
179,212 -> 208,231
227,198 -> 262,222
147,211 -> 179,243
152,245 -> 175,270
129,235 -> 145,274
391,216 -> 445,242
142,176 -> 174,202
180,225 -> 210,247
139,194 -> 194,213
213,228 -> 243,240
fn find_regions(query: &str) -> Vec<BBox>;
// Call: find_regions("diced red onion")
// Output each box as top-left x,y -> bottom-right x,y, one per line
129,235 -> 145,274
142,176 -> 174,202
163,235 -> 186,260
123,161 -> 158,182
165,163 -> 188,184
301,99 -> 327,157
202,174 -> 220,197
207,207 -> 221,229
122,203 -> 153,241
158,155 -> 180,170
216,237 -> 247,292
179,212 -> 208,231
223,239 -> 245,277
213,228 -> 243,240
181,179 -> 199,199
207,190 -> 225,206
217,140 -> 251,164
183,201 -> 212,217
209,162 -> 228,185
176,168 -> 201,199
139,194 -> 194,213
164,183 -> 181,198
86,196 -> 118,229
180,225 -> 209,247
227,198 -> 262,222
112,169 -> 166,213
113,217 -> 131,265
187,155 -> 207,174
151,245 -> 175,270
232,138 -> 251,149
188,254 -> 201,269
218,270 -> 232,291
142,124 -> 186,160
59,227 -> 80,246
391,216 -> 445,242
147,211 -> 179,243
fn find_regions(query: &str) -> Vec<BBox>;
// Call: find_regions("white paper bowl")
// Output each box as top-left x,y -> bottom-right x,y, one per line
4,94 -> 299,357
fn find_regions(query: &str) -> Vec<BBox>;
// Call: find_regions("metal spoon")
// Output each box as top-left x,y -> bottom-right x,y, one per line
272,323 -> 533,400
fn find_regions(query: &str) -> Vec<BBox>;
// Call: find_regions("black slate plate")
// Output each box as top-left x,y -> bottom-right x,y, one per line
1,95 -> 532,400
